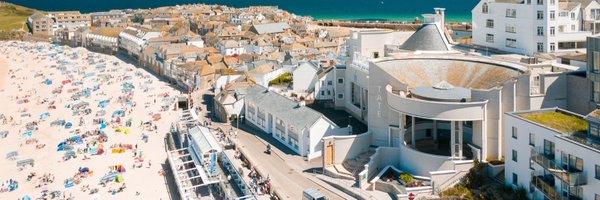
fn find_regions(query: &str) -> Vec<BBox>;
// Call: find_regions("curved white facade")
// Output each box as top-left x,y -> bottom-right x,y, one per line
385,85 -> 487,121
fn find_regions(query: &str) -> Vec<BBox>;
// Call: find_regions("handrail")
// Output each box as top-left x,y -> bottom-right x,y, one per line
433,170 -> 468,194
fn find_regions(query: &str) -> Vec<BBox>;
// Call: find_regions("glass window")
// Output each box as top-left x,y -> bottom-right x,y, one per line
550,11 -> 556,20
596,165 -> 600,180
337,78 -> 343,84
486,19 -> 494,28
337,94 -> 343,99
482,3 -> 489,13
529,133 -> 535,146
512,173 -> 518,185
506,38 -> 517,48
537,11 -> 544,19
327,81 -> 332,85
537,27 -> 544,36
594,52 -> 600,72
550,43 -> 556,51
590,124 -> 600,139
550,27 -> 556,36
512,149 -> 518,162
512,127 -> 518,139
544,140 -> 555,158
537,0 -> 543,5
506,9 -> 517,18
506,24 -> 516,33
537,43 -> 544,52
486,34 -> 494,43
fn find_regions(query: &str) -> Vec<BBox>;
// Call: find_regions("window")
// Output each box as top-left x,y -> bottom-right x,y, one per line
506,24 -> 516,33
593,9 -> 600,20
537,43 -> 543,52
512,173 -> 518,185
486,34 -> 494,43
506,38 -> 517,48
594,82 -> 600,102
512,127 -> 518,139
550,11 -> 555,20
321,91 -> 325,96
562,153 -> 583,172
529,133 -> 535,146
537,0 -> 543,4
550,27 -> 555,36
544,140 -> 555,158
327,81 -> 332,85
550,0 -> 555,5
571,25 -> 576,31
337,78 -> 344,84
594,52 -> 600,72
512,150 -> 518,162
506,9 -> 516,18
337,94 -> 343,99
571,12 -> 575,20
596,194 -> 600,200
482,3 -> 489,13
550,43 -> 556,52
537,26 -> 544,36
591,123 -> 600,139
596,165 -> 600,180
327,90 -> 331,95
486,19 -> 494,28
537,11 -> 544,19
373,52 -> 379,59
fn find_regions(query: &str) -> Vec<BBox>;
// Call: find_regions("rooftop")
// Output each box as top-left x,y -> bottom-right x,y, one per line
517,109 -> 588,133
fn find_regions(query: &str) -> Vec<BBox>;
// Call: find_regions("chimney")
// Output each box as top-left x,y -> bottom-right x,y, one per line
439,8 -> 446,32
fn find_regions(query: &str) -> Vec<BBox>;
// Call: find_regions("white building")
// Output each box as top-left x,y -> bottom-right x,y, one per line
505,108 -> 600,200
248,61 -> 285,87
83,27 -> 123,52
292,61 -> 320,93
244,85 -> 342,160
472,0 -> 600,55
118,26 -> 161,58
217,40 -> 245,56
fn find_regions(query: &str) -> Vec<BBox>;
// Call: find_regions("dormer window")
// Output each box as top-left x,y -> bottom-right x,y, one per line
482,3 -> 489,13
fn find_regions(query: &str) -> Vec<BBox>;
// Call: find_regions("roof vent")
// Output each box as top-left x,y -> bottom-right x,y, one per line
433,81 -> 454,90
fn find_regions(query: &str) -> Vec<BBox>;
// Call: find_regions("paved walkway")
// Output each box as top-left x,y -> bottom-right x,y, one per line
190,90 -> 355,200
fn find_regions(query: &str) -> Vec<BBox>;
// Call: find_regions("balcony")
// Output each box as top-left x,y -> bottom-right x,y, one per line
386,85 -> 487,121
530,147 -> 587,186
531,171 -> 565,200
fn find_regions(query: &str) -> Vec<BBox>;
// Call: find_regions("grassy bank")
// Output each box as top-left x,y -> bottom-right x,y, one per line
0,2 -> 39,31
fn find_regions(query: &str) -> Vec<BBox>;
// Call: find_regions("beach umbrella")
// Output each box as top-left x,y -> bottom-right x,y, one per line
115,175 -> 124,183
124,128 -> 131,134
23,195 -> 31,200
100,123 -> 107,129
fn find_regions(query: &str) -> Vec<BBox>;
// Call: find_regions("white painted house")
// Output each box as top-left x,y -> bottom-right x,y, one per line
118,26 -> 161,58
472,0 -> 600,55
248,61 -> 285,87
244,85 -> 340,160
217,40 -> 246,56
292,61 -> 320,93
505,108 -> 600,200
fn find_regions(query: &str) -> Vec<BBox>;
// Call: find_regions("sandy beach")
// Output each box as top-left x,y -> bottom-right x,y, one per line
0,41 -> 182,200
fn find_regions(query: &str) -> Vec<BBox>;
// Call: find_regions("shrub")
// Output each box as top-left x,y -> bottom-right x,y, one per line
441,184 -> 474,200
399,172 -> 413,184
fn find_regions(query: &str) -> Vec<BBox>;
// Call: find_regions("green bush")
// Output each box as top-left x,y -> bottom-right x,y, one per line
441,184 -> 474,200
399,172 -> 413,184
268,72 -> 293,86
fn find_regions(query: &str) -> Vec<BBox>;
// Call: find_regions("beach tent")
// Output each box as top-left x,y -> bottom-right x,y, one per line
65,122 -> 73,129
112,110 -> 125,118
100,123 -> 107,129
44,79 -> 53,85
22,195 -> 31,200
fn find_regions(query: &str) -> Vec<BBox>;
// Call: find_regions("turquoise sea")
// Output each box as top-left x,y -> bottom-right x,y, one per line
6,0 -> 477,22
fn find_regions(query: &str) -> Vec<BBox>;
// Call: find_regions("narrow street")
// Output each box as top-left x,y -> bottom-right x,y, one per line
192,90 -> 354,200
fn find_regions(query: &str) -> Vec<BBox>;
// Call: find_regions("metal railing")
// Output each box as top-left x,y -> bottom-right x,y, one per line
530,147 -> 586,186
531,170 -> 566,200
